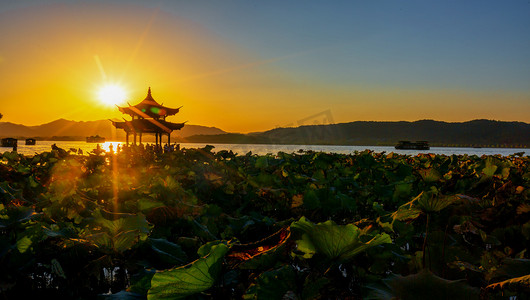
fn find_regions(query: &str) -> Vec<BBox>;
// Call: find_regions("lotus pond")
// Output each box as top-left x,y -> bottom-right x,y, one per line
0,146 -> 529,299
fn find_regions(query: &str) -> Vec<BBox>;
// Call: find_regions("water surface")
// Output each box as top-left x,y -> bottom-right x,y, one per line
1,141 -> 527,157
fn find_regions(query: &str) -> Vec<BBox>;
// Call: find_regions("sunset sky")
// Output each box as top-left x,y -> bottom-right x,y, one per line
0,0 -> 529,133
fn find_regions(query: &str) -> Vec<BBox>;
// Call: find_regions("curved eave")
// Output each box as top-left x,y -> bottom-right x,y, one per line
110,119 -> 185,133
117,105 -> 180,118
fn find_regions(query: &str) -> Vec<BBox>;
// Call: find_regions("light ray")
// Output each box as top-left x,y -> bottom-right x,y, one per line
178,46 -> 333,82
94,55 -> 107,80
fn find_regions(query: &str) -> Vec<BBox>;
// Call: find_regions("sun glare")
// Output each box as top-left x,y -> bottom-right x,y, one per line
97,84 -> 127,106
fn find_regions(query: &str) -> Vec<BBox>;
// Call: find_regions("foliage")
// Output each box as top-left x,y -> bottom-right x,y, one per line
0,147 -> 529,299
291,217 -> 391,262
148,243 -> 229,299
367,269 -> 480,300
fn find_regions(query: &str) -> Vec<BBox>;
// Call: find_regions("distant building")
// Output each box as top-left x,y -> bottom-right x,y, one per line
110,87 -> 185,145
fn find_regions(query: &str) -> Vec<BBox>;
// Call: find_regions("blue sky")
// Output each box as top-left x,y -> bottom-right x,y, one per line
1,1 -> 529,131
162,0 -> 530,90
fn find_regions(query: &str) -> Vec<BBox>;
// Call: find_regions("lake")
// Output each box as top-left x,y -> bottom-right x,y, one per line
1,140 -> 528,157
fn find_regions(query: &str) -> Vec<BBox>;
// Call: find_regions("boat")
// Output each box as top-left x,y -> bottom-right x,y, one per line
86,135 -> 106,143
1,138 -> 18,147
395,141 -> 430,150
25,138 -> 36,145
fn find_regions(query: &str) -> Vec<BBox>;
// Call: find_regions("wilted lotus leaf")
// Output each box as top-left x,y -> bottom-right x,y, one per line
517,203 -> 530,214
291,217 -> 391,262
485,274 -> 530,294
227,227 -> 290,269
227,227 -> 290,261
453,220 -> 478,235
368,269 -> 479,300
147,243 -> 229,299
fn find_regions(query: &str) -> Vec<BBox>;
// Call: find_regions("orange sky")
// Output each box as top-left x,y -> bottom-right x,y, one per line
1,2 -> 529,133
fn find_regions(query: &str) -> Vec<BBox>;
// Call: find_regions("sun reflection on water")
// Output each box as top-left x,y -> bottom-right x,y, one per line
100,142 -> 124,153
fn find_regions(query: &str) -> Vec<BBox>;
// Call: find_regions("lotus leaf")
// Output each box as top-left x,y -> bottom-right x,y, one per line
147,243 -> 229,299
0,206 -> 35,228
16,236 -> 32,253
243,265 -> 296,300
148,238 -> 188,266
418,168 -> 442,182
291,217 -> 391,261
80,210 -> 151,253
485,274 -> 530,294
417,193 -> 458,213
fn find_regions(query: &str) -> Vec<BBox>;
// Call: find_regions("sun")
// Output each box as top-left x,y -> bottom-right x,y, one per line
97,84 -> 127,106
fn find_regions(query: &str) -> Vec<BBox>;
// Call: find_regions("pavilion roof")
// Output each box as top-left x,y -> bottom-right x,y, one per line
111,119 -> 185,134
117,87 -> 181,118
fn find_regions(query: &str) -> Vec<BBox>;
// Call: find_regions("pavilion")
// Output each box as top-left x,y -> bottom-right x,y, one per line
110,87 -> 185,145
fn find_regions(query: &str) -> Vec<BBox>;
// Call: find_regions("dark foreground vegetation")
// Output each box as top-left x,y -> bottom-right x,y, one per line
1,146 -> 529,299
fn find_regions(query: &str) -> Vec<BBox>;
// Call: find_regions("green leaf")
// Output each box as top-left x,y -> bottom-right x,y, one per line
113,230 -> 143,253
243,265 -> 296,300
291,217 -> 391,262
16,236 -> 32,253
303,189 -> 321,210
393,182 -> 413,199
301,276 -> 329,300
492,258 -> 530,280
128,269 -> 156,295
418,168 -> 441,182
149,238 -> 188,265
482,158 -> 498,177
255,157 -> 269,169
391,194 -> 423,222
92,210 -> 151,237
417,193 -> 458,213
148,243 -> 229,299
51,258 -> 66,279
0,206 -> 36,228
197,240 -> 225,257
138,198 -> 165,211
43,224 -> 77,239
82,210 -> 152,253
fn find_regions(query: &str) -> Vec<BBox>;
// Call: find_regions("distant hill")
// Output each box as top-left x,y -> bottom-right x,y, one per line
186,120 -> 530,147
0,119 -> 226,141
2,119 -> 528,147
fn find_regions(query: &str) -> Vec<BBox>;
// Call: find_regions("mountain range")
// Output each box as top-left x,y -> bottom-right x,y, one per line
187,119 -> 530,147
1,119 -> 529,147
0,119 -> 225,141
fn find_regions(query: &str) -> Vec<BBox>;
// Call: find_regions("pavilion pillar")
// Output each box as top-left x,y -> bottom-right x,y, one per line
155,132 -> 159,145
133,132 -> 137,145
139,133 -> 143,144
126,132 -> 129,145
168,133 -> 171,145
